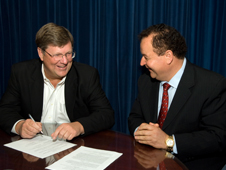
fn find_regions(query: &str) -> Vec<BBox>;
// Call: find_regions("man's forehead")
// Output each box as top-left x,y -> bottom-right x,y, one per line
46,42 -> 72,51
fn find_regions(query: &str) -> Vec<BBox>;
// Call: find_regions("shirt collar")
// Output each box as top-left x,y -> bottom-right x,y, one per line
41,64 -> 66,85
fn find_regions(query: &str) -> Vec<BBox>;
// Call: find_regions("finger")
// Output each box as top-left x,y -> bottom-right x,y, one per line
135,127 -> 149,136
27,119 -> 42,133
61,131 -> 70,140
135,128 -> 154,136
21,130 -> 36,138
149,122 -> 154,126
36,122 -> 43,133
138,123 -> 149,129
137,124 -> 154,132
154,124 -> 159,127
135,134 -> 153,144
67,133 -> 75,141
149,122 -> 159,127
25,126 -> 40,136
135,135 -> 147,142
51,125 -> 63,140
21,120 -> 40,138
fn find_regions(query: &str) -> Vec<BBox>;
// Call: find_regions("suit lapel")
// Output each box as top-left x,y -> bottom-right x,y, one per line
65,63 -> 78,121
145,77 -> 160,123
29,60 -> 44,121
162,61 -> 195,130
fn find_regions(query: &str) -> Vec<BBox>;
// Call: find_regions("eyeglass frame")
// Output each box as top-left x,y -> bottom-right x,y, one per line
43,49 -> 76,61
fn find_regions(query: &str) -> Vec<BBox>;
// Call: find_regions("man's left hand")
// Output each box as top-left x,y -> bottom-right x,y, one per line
51,122 -> 84,140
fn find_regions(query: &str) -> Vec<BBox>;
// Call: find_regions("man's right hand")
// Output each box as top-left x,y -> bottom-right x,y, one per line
15,119 -> 42,138
134,122 -> 168,149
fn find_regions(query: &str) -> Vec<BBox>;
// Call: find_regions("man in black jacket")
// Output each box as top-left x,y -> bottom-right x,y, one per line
0,23 -> 114,140
128,24 -> 226,169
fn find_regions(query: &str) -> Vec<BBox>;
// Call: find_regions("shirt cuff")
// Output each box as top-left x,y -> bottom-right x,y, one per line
134,126 -> 139,136
172,135 -> 178,154
11,119 -> 25,135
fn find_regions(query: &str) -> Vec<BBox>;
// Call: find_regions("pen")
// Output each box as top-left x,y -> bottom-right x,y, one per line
28,114 -> 43,134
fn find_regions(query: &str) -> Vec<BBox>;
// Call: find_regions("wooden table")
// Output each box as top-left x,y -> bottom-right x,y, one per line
0,128 -> 188,170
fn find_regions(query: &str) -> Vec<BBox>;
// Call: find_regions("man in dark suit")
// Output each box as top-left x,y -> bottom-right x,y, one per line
0,23 -> 114,140
128,24 -> 226,168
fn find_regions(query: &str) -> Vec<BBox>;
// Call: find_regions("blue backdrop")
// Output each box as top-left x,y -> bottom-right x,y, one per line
1,0 -> 226,134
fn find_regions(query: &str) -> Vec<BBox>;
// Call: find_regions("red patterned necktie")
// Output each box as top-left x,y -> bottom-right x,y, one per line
158,83 -> 171,129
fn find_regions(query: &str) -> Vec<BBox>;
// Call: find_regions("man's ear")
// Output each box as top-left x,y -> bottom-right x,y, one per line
165,50 -> 173,65
37,47 -> 44,61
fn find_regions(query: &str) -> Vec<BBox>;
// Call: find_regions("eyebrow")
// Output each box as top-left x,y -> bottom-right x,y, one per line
54,51 -> 73,55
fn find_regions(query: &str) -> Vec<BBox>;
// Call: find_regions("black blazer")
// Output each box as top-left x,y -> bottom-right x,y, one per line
0,59 -> 114,135
128,60 -> 226,156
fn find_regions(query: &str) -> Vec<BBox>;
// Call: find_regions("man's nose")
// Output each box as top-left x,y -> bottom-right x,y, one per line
60,55 -> 68,64
140,56 -> 146,66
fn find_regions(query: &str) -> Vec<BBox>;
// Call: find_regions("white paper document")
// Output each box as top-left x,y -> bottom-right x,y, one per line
4,135 -> 76,159
46,146 -> 123,170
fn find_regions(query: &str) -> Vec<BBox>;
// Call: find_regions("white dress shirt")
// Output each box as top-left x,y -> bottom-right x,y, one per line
41,64 -> 70,123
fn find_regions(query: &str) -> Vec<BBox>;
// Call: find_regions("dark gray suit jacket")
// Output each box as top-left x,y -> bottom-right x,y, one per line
128,60 -> 226,157
0,59 -> 114,135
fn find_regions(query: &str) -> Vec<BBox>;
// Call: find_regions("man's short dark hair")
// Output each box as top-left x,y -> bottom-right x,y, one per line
138,23 -> 187,59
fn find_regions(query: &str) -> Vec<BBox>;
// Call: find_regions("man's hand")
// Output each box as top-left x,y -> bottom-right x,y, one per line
15,119 -> 42,139
134,122 -> 168,149
51,122 -> 84,140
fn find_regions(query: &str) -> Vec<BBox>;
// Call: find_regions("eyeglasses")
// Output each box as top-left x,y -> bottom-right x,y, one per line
43,50 -> 76,61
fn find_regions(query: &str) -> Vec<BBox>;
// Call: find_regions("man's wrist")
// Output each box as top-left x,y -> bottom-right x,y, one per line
15,120 -> 25,135
165,135 -> 174,152
72,121 -> 85,135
